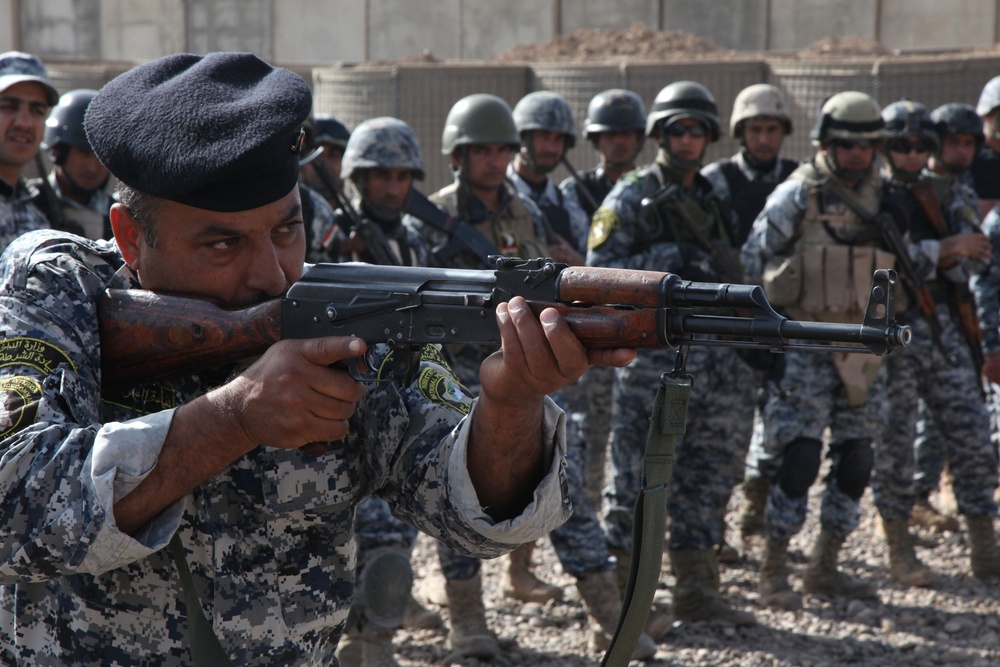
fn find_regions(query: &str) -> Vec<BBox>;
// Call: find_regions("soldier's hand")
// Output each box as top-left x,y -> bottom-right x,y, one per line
210,337 -> 367,449
939,232 -> 992,266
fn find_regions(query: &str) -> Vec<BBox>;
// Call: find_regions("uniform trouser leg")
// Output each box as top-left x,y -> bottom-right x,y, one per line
872,340 -> 920,522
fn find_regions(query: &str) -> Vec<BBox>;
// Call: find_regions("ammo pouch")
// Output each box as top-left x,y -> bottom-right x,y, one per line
763,244 -> 903,322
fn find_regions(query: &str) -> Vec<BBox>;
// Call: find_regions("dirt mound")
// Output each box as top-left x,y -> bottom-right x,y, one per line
491,22 -> 738,63
797,35 -> 891,58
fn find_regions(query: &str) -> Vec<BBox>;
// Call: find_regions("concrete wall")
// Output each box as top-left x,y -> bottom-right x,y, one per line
6,0 -> 1000,68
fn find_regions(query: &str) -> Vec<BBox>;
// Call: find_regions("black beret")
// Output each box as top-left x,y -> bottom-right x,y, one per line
85,52 -> 312,212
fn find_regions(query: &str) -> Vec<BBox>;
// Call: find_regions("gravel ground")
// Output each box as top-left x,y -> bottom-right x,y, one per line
395,482 -> 1000,667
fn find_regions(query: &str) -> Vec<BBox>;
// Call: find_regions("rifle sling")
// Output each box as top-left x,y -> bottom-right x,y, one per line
168,534 -> 234,666
600,373 -> 689,667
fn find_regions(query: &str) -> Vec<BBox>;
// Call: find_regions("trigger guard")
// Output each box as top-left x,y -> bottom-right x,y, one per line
348,347 -> 380,381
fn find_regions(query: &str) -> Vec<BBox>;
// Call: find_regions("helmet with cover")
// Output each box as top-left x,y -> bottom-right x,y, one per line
730,83 -> 792,139
810,91 -> 884,145
342,116 -> 425,182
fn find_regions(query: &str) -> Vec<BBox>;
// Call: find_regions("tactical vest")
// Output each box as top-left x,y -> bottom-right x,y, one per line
576,168 -> 613,218
762,161 -> 897,324
534,187 -> 576,249
431,181 -> 548,267
717,157 -> 798,247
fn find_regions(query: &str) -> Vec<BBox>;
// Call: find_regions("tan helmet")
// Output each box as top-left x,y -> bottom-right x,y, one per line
730,84 -> 792,138
810,91 -> 884,145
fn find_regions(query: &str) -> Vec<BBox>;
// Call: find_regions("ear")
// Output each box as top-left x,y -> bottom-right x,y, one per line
110,203 -> 144,271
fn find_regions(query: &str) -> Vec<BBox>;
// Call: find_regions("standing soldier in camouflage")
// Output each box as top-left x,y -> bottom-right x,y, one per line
411,93 -> 660,661
508,91 -> 589,264
300,113 -> 351,209
559,88 -> 647,507
742,91 -> 899,609
30,89 -> 114,240
587,80 -> 758,627
971,76 -> 1000,219
872,99 -> 999,587
325,117 -> 440,667
0,51 -> 58,250
701,83 -> 800,554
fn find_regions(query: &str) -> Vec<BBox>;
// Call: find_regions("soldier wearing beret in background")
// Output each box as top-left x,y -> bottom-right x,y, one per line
0,52 -> 634,666
0,51 -> 59,251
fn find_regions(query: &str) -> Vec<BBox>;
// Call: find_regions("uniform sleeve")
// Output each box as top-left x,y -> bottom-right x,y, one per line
0,236 -> 180,584
971,206 -> 1000,355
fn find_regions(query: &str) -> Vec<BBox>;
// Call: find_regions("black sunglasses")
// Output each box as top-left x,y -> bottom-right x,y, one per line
665,123 -> 708,139
887,138 -> 934,154
831,138 -> 875,150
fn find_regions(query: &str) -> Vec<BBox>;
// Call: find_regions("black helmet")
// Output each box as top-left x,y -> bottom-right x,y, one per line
931,103 -> 984,150
645,81 -> 720,141
43,89 -> 98,151
881,99 -> 938,149
314,114 -> 351,148
584,89 -> 646,140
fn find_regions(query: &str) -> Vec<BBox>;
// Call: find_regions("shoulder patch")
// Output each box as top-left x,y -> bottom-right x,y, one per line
378,345 -> 472,414
588,207 -> 620,250
0,337 -> 76,375
0,376 -> 43,438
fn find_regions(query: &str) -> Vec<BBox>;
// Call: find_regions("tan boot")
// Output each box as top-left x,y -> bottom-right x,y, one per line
882,518 -> 935,587
444,573 -> 498,659
802,531 -> 877,599
716,522 -> 741,564
966,515 -> 1000,579
357,625 -> 401,667
335,629 -> 362,667
607,545 -> 672,640
758,538 -> 802,610
910,497 -> 960,533
737,476 -> 770,541
402,593 -> 443,630
575,570 -> 658,660
501,541 -> 563,603
670,548 -> 756,626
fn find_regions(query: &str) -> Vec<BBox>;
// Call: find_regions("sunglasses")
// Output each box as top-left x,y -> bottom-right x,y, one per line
887,138 -> 934,154
830,138 -> 876,150
665,123 -> 708,139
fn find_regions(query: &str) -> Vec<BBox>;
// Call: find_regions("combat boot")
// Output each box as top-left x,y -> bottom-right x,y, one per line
444,573 -> 498,659
716,522 -> 741,564
402,593 -> 443,630
882,518 -> 935,587
966,515 -> 1000,579
737,476 -> 770,541
356,625 -> 401,667
801,531 -> 877,599
603,545 -> 672,640
669,548 -> 756,626
910,496 -> 960,533
501,541 -> 563,603
758,538 -> 802,611
575,570 -> 658,660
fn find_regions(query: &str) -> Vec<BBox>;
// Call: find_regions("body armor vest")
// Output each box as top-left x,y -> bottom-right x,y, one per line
717,157 -> 798,247
535,187 -> 576,249
576,168 -> 614,218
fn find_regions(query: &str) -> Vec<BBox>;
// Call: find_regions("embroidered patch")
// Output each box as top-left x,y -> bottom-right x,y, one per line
587,207 -> 620,250
0,376 -> 43,438
101,383 -> 177,415
0,337 -> 76,375
417,365 -> 471,415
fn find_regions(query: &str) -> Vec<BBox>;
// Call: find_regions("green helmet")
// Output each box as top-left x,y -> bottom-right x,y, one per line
810,91 -> 884,145
441,94 -> 520,155
645,81 -> 720,141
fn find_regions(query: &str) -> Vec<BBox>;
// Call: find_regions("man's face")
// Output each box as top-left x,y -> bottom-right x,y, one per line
60,145 -> 110,192
595,130 -> 642,168
939,133 -> 977,170
828,138 -> 876,175
742,117 -> 786,164
0,82 -> 50,182
523,130 -> 566,172
886,134 -> 931,174
361,167 -> 413,215
112,187 -> 306,307
320,142 -> 345,182
664,118 -> 709,163
457,143 -> 512,193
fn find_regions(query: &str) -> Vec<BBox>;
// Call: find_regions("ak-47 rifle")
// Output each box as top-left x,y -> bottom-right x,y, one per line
98,256 -> 911,389
401,187 -> 500,269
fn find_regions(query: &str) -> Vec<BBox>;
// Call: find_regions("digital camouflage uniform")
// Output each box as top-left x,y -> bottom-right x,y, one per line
507,163 -> 590,255
741,159 -> 891,545
875,172 -> 997,524
0,230 -> 571,665
0,178 -> 51,253
587,159 -> 757,554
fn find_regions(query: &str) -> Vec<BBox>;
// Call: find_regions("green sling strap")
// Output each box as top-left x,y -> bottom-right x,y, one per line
601,367 -> 691,667
168,533 -> 235,666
